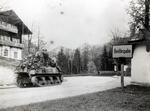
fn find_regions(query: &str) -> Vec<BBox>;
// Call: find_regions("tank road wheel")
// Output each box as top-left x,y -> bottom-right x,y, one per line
45,77 -> 51,85
17,79 -> 25,88
30,75 -> 63,87
52,76 -> 60,84
31,76 -> 38,87
56,76 -> 61,83
32,77 -> 48,87
60,75 -> 63,82
41,77 -> 47,85
49,77 -> 54,84
16,74 -> 30,88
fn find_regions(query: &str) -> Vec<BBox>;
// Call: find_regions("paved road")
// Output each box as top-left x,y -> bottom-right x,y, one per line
0,76 -> 131,109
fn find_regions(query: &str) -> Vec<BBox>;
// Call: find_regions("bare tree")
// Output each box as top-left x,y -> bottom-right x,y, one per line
127,0 -> 150,35
109,27 -> 128,44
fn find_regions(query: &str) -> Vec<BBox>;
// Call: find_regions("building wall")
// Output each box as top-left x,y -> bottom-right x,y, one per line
2,46 -> 11,58
0,46 -> 2,56
0,66 -> 16,85
0,46 -> 21,85
0,11 -> 32,85
131,45 -> 150,84
10,48 -> 22,60
0,46 -> 22,60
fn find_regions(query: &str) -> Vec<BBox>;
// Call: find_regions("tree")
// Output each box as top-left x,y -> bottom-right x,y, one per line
27,34 -> 32,54
64,48 -> 73,74
36,27 -> 48,51
100,45 -> 108,71
72,49 -> 81,74
82,50 -> 89,72
22,38 -> 35,58
107,44 -> 114,71
91,45 -> 103,73
87,61 -> 97,73
30,24 -> 48,52
99,44 -> 113,71
57,48 -> 69,74
80,44 -> 90,72
128,0 -> 150,35
38,39 -> 47,50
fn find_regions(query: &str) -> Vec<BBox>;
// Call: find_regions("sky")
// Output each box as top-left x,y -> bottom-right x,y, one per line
1,0 -> 130,49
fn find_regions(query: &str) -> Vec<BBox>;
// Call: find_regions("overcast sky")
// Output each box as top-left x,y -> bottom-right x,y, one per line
2,0 -> 130,49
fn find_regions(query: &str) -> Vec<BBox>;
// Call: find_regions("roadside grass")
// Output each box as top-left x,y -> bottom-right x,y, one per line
1,85 -> 150,111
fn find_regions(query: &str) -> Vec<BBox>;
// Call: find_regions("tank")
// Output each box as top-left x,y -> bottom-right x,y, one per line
15,49 -> 63,88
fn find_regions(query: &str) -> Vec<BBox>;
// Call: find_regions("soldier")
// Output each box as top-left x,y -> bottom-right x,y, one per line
42,49 -> 49,66
35,50 -> 43,61
35,49 -> 56,67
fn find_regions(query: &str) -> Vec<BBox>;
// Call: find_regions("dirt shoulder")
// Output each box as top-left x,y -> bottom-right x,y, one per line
1,85 -> 150,111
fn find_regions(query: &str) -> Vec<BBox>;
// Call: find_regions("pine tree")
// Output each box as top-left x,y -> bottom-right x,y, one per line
57,48 -> 69,74
72,49 -> 81,74
101,45 -> 108,71
93,54 -> 102,72
82,49 -> 89,72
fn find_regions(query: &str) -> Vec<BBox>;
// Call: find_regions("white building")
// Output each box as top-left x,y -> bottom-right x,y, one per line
0,10 -> 32,85
0,10 -> 32,60
130,30 -> 150,85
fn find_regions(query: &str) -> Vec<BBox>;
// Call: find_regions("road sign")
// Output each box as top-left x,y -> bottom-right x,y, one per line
113,45 -> 132,58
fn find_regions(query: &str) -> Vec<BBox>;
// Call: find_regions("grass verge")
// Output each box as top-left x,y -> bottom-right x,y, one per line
1,85 -> 150,111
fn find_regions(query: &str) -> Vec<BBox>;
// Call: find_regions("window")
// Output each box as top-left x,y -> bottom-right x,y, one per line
0,35 -> 2,40
6,36 -> 10,41
4,48 -> 8,56
2,36 -> 4,40
12,38 -> 19,43
14,52 -> 18,58
3,36 -> 10,41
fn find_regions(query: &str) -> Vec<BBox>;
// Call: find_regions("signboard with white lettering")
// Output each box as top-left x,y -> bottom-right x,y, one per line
113,45 -> 132,58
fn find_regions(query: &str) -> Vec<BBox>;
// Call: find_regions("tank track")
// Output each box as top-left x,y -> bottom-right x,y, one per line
31,74 -> 63,87
16,72 -> 32,88
16,72 -> 63,88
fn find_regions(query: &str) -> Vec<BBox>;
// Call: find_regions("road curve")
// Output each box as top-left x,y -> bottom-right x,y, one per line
0,76 -> 131,109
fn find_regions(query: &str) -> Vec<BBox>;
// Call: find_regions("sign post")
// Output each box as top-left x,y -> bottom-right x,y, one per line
113,45 -> 132,91
121,64 -> 124,90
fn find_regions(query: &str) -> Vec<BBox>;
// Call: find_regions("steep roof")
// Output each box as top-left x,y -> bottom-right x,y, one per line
0,10 -> 32,34
112,37 -> 131,45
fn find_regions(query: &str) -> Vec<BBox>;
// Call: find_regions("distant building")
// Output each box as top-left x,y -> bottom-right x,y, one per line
0,10 -> 32,60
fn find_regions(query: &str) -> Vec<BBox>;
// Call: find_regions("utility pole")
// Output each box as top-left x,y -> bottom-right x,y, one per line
28,34 -> 30,54
37,27 -> 40,51
121,64 -> 124,91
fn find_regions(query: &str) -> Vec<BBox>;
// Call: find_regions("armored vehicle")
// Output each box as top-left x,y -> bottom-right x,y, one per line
15,49 -> 63,88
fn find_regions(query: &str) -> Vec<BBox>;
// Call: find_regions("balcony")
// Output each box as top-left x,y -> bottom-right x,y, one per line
0,40 -> 24,48
0,21 -> 18,33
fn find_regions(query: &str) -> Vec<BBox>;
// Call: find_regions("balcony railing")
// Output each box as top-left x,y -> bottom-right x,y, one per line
0,40 -> 24,48
0,21 -> 18,33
